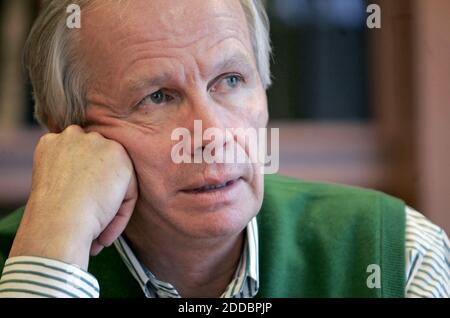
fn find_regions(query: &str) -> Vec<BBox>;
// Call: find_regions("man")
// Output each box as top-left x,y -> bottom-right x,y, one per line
0,0 -> 448,298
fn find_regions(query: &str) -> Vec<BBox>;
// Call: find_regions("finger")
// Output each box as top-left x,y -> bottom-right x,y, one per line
90,172 -> 136,254
96,198 -> 136,248
95,172 -> 138,247
90,240 -> 105,256
124,166 -> 138,202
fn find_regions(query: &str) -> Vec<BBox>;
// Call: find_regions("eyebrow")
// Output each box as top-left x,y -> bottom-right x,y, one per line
208,53 -> 254,78
127,73 -> 172,92
126,52 -> 254,92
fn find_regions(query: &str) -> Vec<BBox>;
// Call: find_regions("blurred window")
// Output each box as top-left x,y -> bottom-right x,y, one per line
267,0 -> 370,120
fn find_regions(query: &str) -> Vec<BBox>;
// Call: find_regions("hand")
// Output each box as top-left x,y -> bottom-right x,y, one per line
9,125 -> 138,270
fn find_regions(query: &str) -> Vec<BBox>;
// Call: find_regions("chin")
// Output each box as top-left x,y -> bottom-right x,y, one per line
172,204 -> 258,240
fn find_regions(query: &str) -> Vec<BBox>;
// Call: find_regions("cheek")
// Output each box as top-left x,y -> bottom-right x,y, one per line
115,121 -> 174,166
127,139 -> 161,162
125,137 -> 181,211
233,88 -> 268,129
249,89 -> 268,128
126,137 -> 173,176
118,129 -> 175,187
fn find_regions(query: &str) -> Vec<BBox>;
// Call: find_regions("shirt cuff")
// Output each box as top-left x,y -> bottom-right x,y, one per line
0,256 -> 99,298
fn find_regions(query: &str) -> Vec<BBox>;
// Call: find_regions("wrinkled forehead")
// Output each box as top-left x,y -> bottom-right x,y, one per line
79,0 -> 252,63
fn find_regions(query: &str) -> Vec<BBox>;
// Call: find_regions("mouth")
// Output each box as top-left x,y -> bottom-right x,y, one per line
182,177 -> 243,194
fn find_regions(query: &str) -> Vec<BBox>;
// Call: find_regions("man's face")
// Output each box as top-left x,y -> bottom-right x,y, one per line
82,0 -> 268,239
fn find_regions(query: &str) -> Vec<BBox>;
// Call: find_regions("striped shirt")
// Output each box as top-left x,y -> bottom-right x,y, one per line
113,217 -> 259,298
0,207 -> 449,298
405,208 -> 450,297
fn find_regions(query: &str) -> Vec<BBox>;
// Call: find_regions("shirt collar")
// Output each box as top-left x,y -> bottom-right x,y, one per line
114,217 -> 259,298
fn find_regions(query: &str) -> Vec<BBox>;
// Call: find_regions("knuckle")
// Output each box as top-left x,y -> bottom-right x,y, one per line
85,131 -> 103,143
87,131 -> 102,139
37,133 -> 56,147
64,124 -> 83,135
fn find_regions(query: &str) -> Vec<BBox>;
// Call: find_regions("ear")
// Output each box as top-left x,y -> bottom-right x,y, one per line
47,116 -> 62,133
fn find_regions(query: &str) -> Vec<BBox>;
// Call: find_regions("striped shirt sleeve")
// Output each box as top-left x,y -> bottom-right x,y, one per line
0,256 -> 99,298
405,207 -> 450,298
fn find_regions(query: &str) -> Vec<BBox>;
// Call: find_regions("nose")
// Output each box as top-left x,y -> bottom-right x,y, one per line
185,93 -> 230,161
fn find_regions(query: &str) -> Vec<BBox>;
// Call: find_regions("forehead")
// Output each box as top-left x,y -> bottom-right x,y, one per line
80,0 -> 252,67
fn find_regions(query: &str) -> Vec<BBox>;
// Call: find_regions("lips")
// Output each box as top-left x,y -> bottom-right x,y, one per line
182,177 -> 242,193
188,179 -> 238,193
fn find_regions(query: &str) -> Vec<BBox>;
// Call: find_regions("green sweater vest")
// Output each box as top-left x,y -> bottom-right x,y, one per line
0,174 -> 406,297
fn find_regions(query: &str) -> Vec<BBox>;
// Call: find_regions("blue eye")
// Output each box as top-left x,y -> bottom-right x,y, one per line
138,89 -> 173,107
226,75 -> 240,88
210,74 -> 244,93
149,90 -> 164,104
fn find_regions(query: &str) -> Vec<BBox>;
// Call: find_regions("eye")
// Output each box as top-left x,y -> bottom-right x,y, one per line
138,89 -> 173,107
210,74 -> 244,93
225,75 -> 240,88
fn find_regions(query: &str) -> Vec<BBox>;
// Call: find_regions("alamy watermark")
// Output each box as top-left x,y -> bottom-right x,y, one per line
366,4 -> 381,29
66,4 -> 81,29
171,120 -> 279,175
66,3 -> 381,30
366,264 -> 381,289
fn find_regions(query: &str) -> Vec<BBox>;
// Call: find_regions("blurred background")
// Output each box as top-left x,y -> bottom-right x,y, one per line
0,0 -> 449,234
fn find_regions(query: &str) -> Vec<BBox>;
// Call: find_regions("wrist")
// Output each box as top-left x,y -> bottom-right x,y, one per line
9,204 -> 95,271
9,226 -> 93,270
9,234 -> 92,271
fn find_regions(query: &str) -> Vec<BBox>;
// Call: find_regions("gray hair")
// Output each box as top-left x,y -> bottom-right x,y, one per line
24,0 -> 272,129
